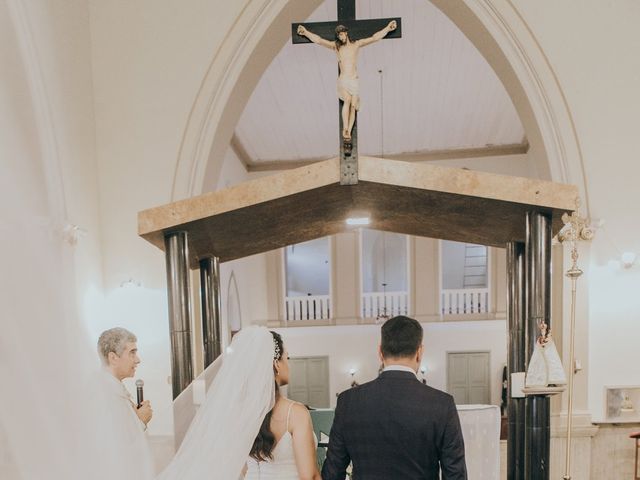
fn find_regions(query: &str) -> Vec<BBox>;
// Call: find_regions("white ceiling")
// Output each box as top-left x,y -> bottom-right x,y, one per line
235,0 -> 525,167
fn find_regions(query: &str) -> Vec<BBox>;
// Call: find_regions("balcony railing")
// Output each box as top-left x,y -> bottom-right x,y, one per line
441,288 -> 489,315
362,291 -> 409,319
285,295 -> 331,321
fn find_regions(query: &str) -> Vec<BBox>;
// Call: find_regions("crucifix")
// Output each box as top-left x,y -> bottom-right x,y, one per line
292,0 -> 401,185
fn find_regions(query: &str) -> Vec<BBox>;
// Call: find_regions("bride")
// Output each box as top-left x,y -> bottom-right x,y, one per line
244,331 -> 321,480
156,328 -> 320,480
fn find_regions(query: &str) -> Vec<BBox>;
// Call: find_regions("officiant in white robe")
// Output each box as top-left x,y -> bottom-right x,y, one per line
97,328 -> 155,479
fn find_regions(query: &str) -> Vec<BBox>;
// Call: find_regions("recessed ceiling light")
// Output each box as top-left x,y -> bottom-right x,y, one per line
346,217 -> 370,226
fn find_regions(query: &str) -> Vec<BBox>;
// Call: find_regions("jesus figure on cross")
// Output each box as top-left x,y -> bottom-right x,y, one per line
297,20 -> 397,143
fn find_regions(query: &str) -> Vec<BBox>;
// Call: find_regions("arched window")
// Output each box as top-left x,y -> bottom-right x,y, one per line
284,237 -> 331,321
441,241 -> 489,315
361,229 -> 409,320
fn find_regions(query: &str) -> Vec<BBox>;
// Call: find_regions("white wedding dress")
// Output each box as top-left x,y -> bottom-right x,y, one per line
245,401 -> 318,480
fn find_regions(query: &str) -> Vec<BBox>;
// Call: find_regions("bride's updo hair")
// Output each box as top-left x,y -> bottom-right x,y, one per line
249,331 -> 283,461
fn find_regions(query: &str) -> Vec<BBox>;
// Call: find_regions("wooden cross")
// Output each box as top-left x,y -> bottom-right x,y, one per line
292,0 -> 401,185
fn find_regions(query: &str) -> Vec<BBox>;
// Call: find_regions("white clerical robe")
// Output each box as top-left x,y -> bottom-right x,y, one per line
101,370 -> 146,432
99,370 -> 154,478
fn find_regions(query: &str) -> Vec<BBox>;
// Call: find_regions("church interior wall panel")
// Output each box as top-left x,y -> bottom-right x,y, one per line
493,247 -> 507,317
413,239 -> 507,322
590,423 -> 639,480
332,232 -> 361,324
549,434 -> 592,480
589,255 -> 640,422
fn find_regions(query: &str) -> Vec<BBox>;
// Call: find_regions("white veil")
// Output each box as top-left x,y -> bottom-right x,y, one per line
157,326 -> 276,480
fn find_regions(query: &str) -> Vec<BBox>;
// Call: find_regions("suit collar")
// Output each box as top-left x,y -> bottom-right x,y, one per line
379,369 -> 419,380
382,365 -> 418,376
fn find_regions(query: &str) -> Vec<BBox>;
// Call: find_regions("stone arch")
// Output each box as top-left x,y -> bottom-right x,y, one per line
173,0 -> 589,213
170,0 -> 323,201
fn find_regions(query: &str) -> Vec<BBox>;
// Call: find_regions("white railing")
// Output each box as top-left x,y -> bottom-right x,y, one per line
441,288 -> 490,315
285,295 -> 331,321
362,291 -> 409,319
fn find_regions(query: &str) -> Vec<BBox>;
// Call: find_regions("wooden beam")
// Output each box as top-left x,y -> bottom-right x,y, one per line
383,142 -> 529,162
138,156 -> 578,266
229,134 -> 251,172
243,142 -> 529,172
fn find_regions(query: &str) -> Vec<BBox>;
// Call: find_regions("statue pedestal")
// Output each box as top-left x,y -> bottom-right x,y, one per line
523,386 -> 566,396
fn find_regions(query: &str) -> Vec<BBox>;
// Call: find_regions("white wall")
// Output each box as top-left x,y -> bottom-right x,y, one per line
0,0 -> 104,320
285,238 -> 331,296
276,319 -> 507,408
361,230 -> 408,293
1,0 -> 108,375
88,0 -> 237,291
441,241 -> 467,289
587,251 -> 640,421
216,146 -> 249,191
217,147 -> 272,331
509,0 -> 640,422
0,3 -> 49,221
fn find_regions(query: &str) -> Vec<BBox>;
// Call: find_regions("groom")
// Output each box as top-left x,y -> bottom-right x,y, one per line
321,316 -> 467,479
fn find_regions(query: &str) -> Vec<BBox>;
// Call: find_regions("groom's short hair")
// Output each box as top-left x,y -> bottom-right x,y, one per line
381,316 -> 423,358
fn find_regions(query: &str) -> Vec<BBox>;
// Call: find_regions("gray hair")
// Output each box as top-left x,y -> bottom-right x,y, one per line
97,327 -> 137,365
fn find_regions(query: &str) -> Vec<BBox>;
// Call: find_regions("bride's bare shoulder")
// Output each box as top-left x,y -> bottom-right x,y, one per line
289,402 -> 313,427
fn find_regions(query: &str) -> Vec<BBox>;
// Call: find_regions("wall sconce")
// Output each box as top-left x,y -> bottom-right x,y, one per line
349,368 -> 358,388
621,252 -> 637,269
120,277 -> 142,288
62,223 -> 87,246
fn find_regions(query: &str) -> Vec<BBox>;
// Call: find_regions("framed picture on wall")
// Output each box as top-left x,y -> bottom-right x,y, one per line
604,385 -> 640,422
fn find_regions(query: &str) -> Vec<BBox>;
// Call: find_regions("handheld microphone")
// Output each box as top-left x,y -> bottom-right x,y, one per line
135,379 -> 144,408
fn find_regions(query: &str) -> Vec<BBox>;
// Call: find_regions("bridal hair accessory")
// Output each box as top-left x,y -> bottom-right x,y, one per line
273,336 -> 281,360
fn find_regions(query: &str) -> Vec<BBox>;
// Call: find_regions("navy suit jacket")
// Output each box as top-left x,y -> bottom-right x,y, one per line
321,370 -> 467,480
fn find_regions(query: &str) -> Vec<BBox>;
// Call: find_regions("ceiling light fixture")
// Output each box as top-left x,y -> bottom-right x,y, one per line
346,217 -> 370,226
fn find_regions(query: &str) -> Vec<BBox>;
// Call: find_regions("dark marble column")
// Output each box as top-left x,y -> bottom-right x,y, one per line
524,212 -> 552,480
164,231 -> 194,399
199,256 -> 222,368
507,241 -> 526,480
